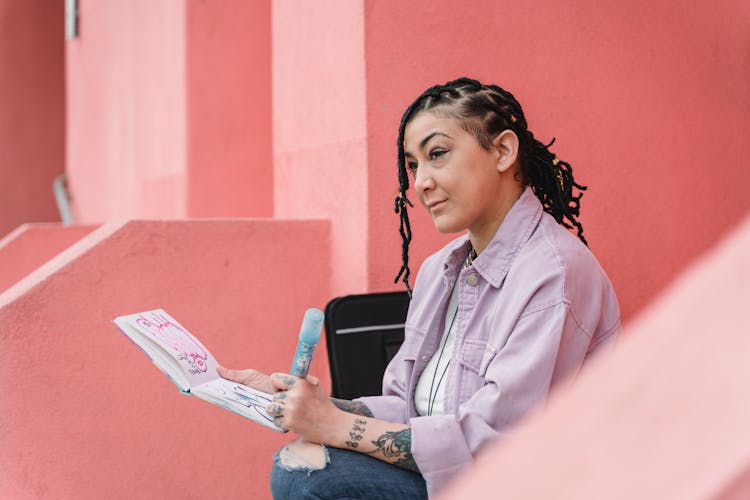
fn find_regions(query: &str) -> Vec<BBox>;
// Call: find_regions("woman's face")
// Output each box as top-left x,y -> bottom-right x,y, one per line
404,111 -> 512,237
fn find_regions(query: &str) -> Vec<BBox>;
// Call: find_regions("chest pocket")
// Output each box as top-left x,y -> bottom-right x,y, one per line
457,338 -> 491,395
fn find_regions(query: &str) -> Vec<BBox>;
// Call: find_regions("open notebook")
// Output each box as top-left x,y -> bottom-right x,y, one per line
113,309 -> 281,431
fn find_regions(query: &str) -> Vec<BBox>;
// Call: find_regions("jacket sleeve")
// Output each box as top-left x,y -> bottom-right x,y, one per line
411,302 -> 590,492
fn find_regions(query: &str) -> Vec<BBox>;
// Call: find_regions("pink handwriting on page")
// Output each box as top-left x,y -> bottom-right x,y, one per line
136,311 -> 209,375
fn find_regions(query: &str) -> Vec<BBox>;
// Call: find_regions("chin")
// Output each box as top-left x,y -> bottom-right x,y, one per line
431,218 -> 465,234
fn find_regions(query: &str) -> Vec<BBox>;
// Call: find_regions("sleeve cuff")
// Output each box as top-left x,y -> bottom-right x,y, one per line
354,395 -> 407,423
410,415 -> 474,493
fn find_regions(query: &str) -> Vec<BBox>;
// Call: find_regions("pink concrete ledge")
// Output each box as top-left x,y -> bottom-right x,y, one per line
0,219 -> 331,499
0,223 -> 97,293
441,215 -> 750,499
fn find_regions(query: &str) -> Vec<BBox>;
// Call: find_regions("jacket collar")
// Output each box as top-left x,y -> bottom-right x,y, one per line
442,186 -> 543,288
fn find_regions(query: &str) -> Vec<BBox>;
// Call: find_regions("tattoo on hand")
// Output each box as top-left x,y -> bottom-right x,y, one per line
345,418 -> 368,449
368,429 -> 419,473
331,399 -> 374,417
269,404 -> 284,416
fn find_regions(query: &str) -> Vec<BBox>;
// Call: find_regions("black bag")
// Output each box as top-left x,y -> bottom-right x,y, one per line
324,291 -> 410,400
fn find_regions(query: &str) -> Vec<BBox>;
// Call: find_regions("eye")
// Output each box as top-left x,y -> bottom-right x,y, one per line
429,149 -> 447,161
407,161 -> 418,175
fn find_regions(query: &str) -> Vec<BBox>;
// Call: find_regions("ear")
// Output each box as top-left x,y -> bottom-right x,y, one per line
491,130 -> 519,174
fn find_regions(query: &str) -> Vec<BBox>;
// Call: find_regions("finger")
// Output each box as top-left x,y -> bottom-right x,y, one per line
273,416 -> 284,429
216,365 -> 240,382
306,375 -> 320,386
272,391 -> 288,402
270,373 -> 298,391
266,403 -> 285,416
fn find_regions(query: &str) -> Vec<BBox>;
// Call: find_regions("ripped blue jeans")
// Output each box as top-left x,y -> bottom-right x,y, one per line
270,442 -> 427,499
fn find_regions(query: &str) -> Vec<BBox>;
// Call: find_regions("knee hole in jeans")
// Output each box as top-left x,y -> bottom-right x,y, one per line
274,439 -> 330,473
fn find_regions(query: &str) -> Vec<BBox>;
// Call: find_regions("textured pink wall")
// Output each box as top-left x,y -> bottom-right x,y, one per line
187,0 -> 272,217
66,1 -> 273,223
0,224 -> 96,292
440,215 -> 750,499
0,220 -> 331,499
363,0 -> 750,322
66,1 -> 187,222
0,0 -> 65,238
272,0 -> 368,295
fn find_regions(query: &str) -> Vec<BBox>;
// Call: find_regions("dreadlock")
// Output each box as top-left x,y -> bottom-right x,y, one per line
394,77 -> 588,294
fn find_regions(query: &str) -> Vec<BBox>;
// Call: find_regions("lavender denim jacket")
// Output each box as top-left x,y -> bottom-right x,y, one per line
357,187 -> 621,496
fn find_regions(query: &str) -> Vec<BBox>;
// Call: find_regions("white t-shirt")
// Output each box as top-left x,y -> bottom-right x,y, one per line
414,281 -> 460,416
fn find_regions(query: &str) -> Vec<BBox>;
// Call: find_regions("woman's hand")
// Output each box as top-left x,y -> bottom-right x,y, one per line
217,365 -> 276,394
267,373 -> 347,443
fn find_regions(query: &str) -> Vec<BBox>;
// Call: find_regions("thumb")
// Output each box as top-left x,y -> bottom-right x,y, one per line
216,365 -> 236,380
306,375 -> 320,386
218,365 -> 260,385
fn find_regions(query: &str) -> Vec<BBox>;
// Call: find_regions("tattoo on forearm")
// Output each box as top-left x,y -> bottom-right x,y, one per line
331,398 -> 374,417
333,399 -> 417,472
345,418 -> 368,448
368,429 -> 419,473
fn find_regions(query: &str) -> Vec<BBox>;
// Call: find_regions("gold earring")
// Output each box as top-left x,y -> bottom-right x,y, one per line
552,157 -> 564,190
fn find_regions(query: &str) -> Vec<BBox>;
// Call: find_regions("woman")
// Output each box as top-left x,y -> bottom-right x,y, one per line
219,77 -> 621,498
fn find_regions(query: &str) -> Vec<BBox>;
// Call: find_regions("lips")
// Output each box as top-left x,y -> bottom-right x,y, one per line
427,200 -> 447,211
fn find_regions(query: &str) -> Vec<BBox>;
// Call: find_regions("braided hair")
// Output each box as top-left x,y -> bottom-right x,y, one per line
394,77 -> 587,293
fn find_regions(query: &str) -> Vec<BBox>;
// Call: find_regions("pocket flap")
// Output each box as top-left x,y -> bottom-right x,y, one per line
458,338 -> 488,374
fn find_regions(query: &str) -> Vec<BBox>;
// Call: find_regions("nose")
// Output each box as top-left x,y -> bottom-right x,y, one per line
413,165 -> 434,194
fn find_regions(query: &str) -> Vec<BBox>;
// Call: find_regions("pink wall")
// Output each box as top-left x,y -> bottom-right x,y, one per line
66,1 -> 187,221
187,0 -> 272,217
440,215 -> 750,499
66,1 -> 273,223
0,223 -> 96,292
0,0 -> 65,238
272,0 -> 368,295
363,0 -> 750,322
0,219 -> 331,499
9,0 -> 749,319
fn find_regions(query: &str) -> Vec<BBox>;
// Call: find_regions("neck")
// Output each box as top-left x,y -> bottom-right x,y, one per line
468,182 -> 524,255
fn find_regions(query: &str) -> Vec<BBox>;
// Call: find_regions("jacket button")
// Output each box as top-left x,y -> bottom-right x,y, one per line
467,274 -> 478,286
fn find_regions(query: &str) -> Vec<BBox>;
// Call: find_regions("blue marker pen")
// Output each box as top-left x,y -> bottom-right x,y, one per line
289,308 -> 324,378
